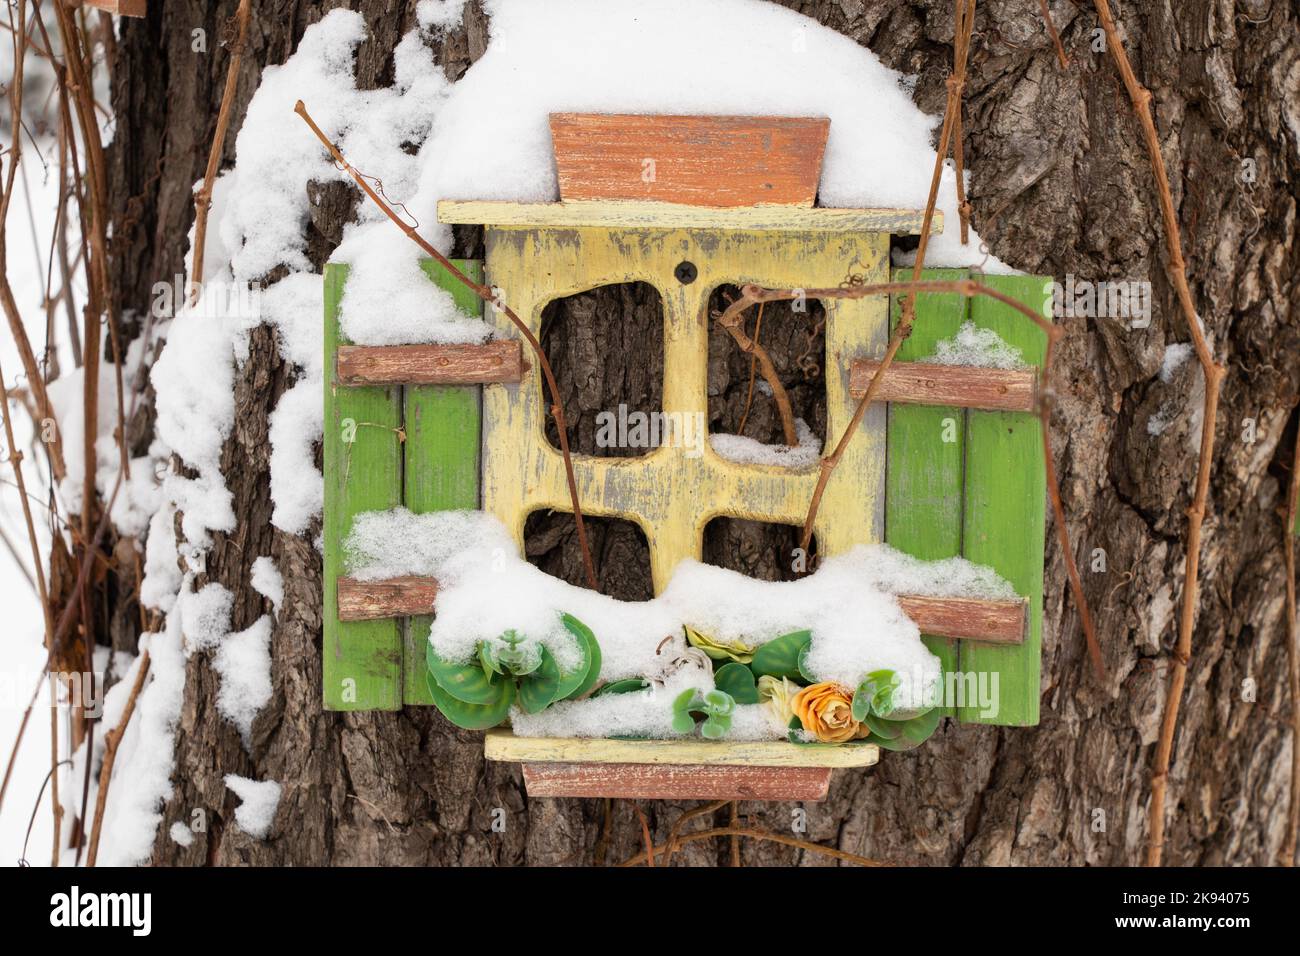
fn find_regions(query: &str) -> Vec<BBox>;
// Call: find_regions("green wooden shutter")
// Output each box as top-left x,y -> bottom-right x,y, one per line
323,259 -> 484,711
884,268 -> 1049,727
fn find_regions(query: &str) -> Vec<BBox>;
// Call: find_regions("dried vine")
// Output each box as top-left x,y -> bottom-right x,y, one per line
189,0 -> 252,302
294,101 -> 599,591
1090,0 -> 1228,867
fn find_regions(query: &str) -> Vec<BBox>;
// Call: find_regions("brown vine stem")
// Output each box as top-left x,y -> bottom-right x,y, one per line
1038,0 -> 1070,70
736,302 -> 764,436
715,298 -> 796,445
620,825 -> 891,867
1091,0 -> 1227,867
294,100 -> 598,591
0,353 -> 62,866
720,277 -> 1104,681
632,804 -> 656,867
189,0 -> 251,303
1282,432 -> 1299,865
85,650 -> 151,866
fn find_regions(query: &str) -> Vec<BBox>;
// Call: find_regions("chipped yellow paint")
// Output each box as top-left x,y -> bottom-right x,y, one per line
470,220 -> 892,591
439,198 -> 940,235
484,728 -> 880,767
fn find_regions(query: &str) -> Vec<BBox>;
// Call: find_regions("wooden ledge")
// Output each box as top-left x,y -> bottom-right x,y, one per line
520,762 -> 834,800
336,340 -> 524,386
485,729 -> 878,768
336,576 -> 1026,644
849,359 -> 1037,412
437,199 -> 940,236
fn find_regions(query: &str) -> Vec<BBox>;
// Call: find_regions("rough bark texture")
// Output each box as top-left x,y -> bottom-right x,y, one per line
103,0 -> 1300,866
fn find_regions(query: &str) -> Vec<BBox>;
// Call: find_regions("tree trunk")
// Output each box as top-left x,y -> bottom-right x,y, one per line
105,0 -> 1300,866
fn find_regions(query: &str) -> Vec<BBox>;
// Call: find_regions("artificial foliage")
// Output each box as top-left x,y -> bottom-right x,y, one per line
425,617 -> 941,750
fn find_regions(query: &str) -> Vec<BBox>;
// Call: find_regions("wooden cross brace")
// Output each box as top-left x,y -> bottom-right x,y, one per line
456,205 -> 906,591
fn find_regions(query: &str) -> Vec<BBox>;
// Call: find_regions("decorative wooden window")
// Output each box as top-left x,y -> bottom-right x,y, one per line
323,115 -> 1049,801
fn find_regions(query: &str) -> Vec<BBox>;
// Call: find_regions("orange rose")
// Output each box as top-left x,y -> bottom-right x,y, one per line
792,682 -> 868,743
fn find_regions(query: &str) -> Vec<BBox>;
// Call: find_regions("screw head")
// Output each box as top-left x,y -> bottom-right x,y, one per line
674,261 -> 698,284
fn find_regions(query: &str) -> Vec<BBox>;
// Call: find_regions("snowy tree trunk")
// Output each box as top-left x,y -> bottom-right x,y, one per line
106,0 -> 1300,865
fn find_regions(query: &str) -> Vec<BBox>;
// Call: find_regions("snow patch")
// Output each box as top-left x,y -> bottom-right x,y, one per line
224,775 -> 281,840
214,615 -> 274,746
924,321 -> 1028,370
710,417 -> 821,469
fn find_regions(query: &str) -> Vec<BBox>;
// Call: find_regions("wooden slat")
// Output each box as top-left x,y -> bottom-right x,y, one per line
550,113 -> 829,208
77,0 -> 147,15
896,596 -> 1025,644
885,269 -> 971,717
851,358 -> 1037,412
402,259 -> 484,705
522,762 -> 833,801
485,728 -> 879,768
323,265 -> 403,711
338,576 -> 438,622
438,199 -> 940,235
337,340 -> 523,386
959,275 -> 1049,726
336,574 -> 1024,643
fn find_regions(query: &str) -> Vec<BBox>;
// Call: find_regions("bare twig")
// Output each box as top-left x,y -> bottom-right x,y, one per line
715,298 -> 796,445
0,666 -> 47,818
0,353 -> 62,866
1090,0 -> 1227,867
85,650 -> 151,866
718,277 -> 1104,680
737,302 -> 764,436
621,825 -> 891,867
632,804 -> 656,867
294,99 -> 599,590
189,0 -> 252,302
1038,0 -> 1071,70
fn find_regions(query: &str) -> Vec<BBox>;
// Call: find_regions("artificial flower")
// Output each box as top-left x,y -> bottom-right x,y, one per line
757,674 -> 800,725
684,625 -> 755,664
792,681 -> 868,743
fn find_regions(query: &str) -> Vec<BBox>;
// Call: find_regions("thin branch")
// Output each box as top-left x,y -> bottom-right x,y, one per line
718,277 -> 1104,681
85,649 -> 151,866
737,302 -> 764,436
0,352 -> 62,866
294,99 -> 599,591
189,0 -> 251,301
715,298 -> 796,445
1090,0 -> 1227,867
1038,0 -> 1071,70
620,825 -> 892,868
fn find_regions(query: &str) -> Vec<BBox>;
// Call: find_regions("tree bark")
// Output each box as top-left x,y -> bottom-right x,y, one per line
103,0 -> 1300,866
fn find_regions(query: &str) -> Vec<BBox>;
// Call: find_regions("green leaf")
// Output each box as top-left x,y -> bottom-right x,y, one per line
851,685 -> 869,722
556,613 -> 602,700
672,688 -> 699,733
868,708 -> 942,751
797,640 -> 818,683
593,678 -> 649,697
517,647 -> 561,714
863,712 -> 904,739
713,662 -> 760,704
684,626 -> 754,663
750,630 -> 812,681
702,689 -> 736,717
427,643 -> 506,705
426,670 -> 514,729
478,642 -> 501,677
700,715 -> 730,739
859,668 -> 901,717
